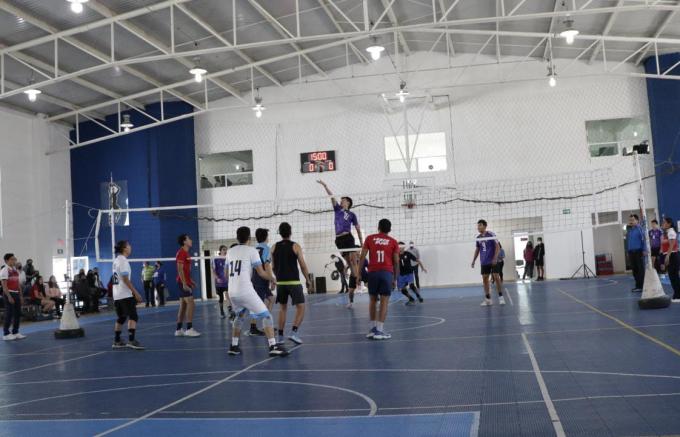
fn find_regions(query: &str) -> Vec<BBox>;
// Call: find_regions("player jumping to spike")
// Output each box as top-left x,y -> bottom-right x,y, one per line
317,180 -> 363,285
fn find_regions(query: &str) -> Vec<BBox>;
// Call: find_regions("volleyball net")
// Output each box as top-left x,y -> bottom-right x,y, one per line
93,167 -> 636,263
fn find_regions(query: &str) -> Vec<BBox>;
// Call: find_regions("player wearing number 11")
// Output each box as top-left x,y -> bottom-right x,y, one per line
359,219 -> 399,340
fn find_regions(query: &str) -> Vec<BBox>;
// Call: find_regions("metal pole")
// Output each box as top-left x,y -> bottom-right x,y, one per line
110,175 -> 116,261
65,199 -> 71,304
634,151 -> 653,270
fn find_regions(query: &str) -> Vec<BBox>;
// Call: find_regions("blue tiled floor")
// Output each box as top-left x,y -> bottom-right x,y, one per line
1,275 -> 680,436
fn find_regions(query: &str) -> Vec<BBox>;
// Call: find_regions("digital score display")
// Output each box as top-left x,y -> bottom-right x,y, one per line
300,150 -> 337,173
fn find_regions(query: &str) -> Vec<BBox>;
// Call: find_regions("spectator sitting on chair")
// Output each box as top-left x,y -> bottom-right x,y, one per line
153,261 -> 167,306
30,276 -> 55,314
74,271 -> 95,313
47,275 -> 65,317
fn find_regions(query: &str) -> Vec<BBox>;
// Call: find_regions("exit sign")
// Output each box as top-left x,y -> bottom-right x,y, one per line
562,209 -> 571,215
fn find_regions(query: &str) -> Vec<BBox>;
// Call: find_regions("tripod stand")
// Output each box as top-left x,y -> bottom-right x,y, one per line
570,230 -> 596,279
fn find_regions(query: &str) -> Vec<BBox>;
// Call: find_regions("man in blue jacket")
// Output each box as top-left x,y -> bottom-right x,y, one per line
627,214 -> 646,292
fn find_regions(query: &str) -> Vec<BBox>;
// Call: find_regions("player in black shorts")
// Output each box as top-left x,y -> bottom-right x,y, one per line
318,180 -> 363,282
249,229 -> 274,336
346,246 -> 368,309
272,222 -> 312,345
398,242 -> 427,306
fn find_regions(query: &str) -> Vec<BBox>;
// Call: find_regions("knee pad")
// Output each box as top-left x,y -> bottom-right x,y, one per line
253,310 -> 273,328
129,313 -> 139,322
116,317 -> 126,325
409,284 -> 417,292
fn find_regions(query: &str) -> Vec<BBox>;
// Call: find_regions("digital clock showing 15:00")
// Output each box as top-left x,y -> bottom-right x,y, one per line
300,150 -> 336,173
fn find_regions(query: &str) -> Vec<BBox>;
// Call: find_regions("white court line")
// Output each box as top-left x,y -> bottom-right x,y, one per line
521,333 -> 566,437
1,351 -> 106,377
93,345 -> 302,437
504,287 -> 514,306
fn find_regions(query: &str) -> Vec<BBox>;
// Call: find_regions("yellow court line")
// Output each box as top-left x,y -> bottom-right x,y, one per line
557,288 -> 680,358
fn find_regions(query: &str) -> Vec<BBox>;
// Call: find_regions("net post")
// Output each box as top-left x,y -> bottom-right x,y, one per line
94,209 -> 102,262
56,199 -> 84,338
64,199 -> 70,304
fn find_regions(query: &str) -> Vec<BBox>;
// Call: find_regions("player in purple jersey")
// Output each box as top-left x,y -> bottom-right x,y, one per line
650,219 -> 663,272
317,180 -> 363,282
212,245 -> 232,319
471,219 -> 505,306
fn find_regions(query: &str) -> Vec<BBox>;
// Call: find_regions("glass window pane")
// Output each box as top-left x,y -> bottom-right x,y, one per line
384,132 -> 447,174
418,156 -> 447,172
198,150 -> 254,188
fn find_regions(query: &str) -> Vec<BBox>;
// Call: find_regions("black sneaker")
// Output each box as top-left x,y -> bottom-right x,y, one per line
228,312 -> 236,322
112,341 -> 127,349
220,312 -> 226,319
249,327 -> 265,336
126,340 -> 145,350
417,296 -> 424,303
228,345 -> 242,355
269,344 -> 289,357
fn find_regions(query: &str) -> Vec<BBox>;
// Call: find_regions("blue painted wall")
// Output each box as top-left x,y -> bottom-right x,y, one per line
645,53 -> 680,222
70,102 -> 199,299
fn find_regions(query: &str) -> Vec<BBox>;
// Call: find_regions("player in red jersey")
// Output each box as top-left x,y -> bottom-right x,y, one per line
358,218 -> 399,340
175,234 -> 201,337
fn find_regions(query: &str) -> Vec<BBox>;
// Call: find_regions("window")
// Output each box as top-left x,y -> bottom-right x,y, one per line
384,132 -> 447,174
198,150 -> 253,189
586,118 -> 650,158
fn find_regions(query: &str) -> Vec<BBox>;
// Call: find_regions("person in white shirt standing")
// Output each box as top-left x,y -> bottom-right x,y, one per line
2,253 -> 26,341
112,241 -> 144,350
227,226 -> 289,357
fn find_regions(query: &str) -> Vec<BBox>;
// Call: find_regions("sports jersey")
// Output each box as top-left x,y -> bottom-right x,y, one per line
252,243 -> 272,289
662,228 -> 678,254
272,240 -> 300,284
476,231 -> 498,266
399,251 -> 418,275
213,257 -> 228,287
333,203 -> 358,235
227,244 -> 263,296
363,233 -> 399,273
176,248 -> 194,286
650,228 -> 663,249
0,266 -> 20,292
112,255 -> 133,301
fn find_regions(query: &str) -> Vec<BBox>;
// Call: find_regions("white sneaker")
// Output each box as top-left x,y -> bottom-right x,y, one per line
184,328 -> 201,337
672,299 -> 680,303
346,303 -> 353,309
174,329 -> 185,337
499,297 -> 506,306
13,333 -> 26,340
480,298 -> 492,306
3,334 -> 16,341
288,334 -> 303,345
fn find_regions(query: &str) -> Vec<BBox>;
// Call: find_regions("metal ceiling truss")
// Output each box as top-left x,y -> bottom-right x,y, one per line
0,0 -> 677,147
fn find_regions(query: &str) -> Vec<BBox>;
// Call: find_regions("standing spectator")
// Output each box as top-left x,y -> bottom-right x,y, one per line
141,261 -> 156,307
496,243 -> 506,284
47,275 -> 65,318
16,262 -> 27,295
649,219 -> 663,272
2,253 -> 26,341
86,270 -> 102,312
74,270 -> 95,313
24,259 -> 37,285
153,262 -> 167,307
661,217 -> 680,302
626,214 -> 646,293
407,242 -> 422,289
533,237 -> 546,281
30,276 -> 55,314
329,255 -> 348,294
523,241 -> 535,280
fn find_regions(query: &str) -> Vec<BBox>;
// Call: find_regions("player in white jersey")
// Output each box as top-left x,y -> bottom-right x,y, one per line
227,227 -> 289,357
111,241 -> 144,350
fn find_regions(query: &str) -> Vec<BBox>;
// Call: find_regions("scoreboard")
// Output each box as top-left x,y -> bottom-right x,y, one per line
300,150 -> 337,173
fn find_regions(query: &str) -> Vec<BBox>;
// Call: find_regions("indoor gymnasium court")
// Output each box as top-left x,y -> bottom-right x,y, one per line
1,1 -> 680,436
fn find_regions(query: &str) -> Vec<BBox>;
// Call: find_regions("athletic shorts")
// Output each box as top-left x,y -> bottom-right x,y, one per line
480,264 -> 494,275
177,281 -> 195,298
398,273 -> 415,289
255,285 -> 274,301
114,296 -> 138,320
535,260 -> 544,267
368,271 -> 393,296
493,263 -> 503,274
276,284 -> 305,305
215,285 -> 228,294
230,289 -> 269,317
348,275 -> 357,289
335,233 -> 356,251
652,247 -> 661,257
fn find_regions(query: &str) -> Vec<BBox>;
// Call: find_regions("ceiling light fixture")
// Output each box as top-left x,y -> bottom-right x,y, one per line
24,88 -> 41,103
366,36 -> 385,61
66,0 -> 89,14
252,88 -> 265,119
189,66 -> 207,83
547,62 -> 557,87
560,18 -> 579,45
396,81 -> 409,103
120,114 -> 133,132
